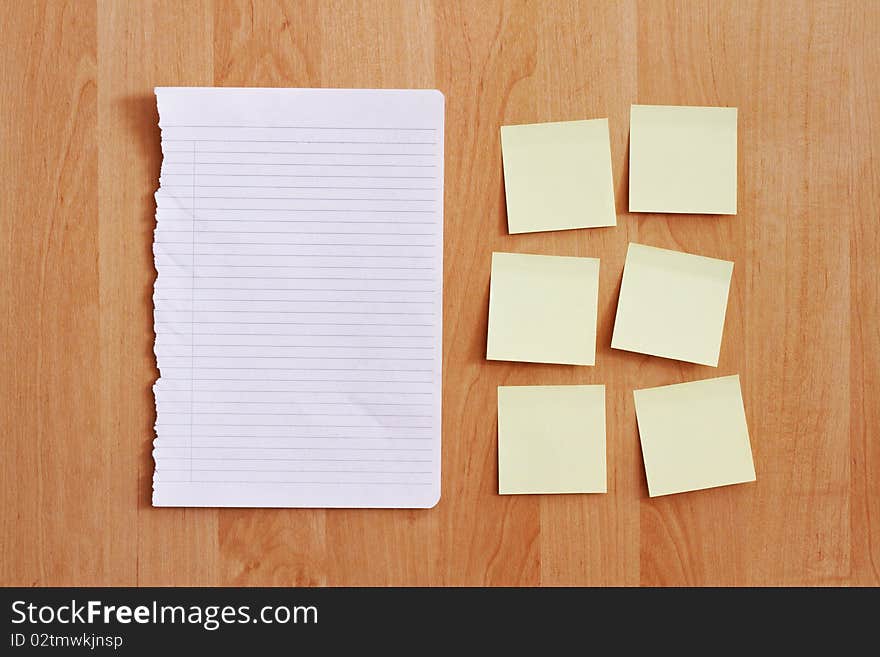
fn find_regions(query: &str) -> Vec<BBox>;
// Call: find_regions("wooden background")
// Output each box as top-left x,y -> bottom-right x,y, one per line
2,0 -> 877,586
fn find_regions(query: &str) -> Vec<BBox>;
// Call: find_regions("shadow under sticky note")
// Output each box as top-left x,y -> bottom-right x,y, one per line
487,252 -> 600,366
634,375 -> 756,497
498,385 -> 606,495
629,104 -> 737,215
500,119 -> 617,233
611,242 -> 733,366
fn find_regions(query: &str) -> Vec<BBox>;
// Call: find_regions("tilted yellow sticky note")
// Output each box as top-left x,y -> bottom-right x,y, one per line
634,375 -> 756,497
500,119 -> 617,233
487,252 -> 600,366
629,104 -> 737,214
498,385 -> 606,495
611,242 -> 733,366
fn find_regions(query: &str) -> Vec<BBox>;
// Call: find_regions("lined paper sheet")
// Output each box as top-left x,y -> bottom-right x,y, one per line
152,87 -> 444,508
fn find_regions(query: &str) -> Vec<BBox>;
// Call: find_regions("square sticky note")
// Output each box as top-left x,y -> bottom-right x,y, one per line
498,385 -> 606,494
634,375 -> 756,497
500,119 -> 616,233
611,243 -> 733,366
629,104 -> 737,214
487,252 -> 600,366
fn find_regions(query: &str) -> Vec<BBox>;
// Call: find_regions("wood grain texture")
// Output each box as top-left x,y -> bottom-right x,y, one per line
1,0 -> 877,586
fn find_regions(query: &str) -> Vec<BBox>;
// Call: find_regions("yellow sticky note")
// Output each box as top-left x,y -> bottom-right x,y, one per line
629,104 -> 737,214
498,385 -> 606,495
487,252 -> 600,366
500,119 -> 617,233
634,375 -> 756,497
611,243 -> 733,367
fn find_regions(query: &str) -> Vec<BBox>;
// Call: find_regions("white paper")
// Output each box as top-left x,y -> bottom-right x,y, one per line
152,87 -> 444,508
